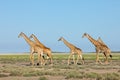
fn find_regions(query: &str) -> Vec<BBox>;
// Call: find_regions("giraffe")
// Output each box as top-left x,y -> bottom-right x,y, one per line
29,34 -> 53,64
82,33 -> 112,64
97,37 -> 106,61
18,32 -> 45,66
58,37 -> 84,65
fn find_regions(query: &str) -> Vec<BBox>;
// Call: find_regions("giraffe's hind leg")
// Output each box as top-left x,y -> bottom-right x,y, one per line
80,55 -> 84,64
68,54 -> 73,65
96,52 -> 99,64
76,55 -> 80,65
30,53 -> 34,66
76,54 -> 84,65
96,51 -> 102,64
103,52 -> 106,62
47,53 -> 53,64
72,54 -> 76,64
105,54 -> 108,64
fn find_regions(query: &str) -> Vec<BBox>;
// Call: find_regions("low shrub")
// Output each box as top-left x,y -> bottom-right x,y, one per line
39,76 -> 48,80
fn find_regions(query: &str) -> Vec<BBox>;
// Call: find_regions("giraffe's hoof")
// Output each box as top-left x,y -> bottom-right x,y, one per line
50,63 -> 53,66
71,62 -> 74,64
67,63 -> 70,65
30,63 -> 32,65
95,62 -> 99,64
77,63 -> 81,65
37,63 -> 39,66
105,62 -> 108,64
99,62 -> 103,64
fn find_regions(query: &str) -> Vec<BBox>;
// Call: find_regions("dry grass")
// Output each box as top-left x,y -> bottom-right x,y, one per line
0,53 -> 120,80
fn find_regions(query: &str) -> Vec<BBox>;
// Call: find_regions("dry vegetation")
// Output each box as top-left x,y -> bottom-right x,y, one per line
0,53 -> 120,80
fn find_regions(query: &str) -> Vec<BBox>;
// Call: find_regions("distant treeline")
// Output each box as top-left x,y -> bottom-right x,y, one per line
52,51 -> 120,53
112,51 -> 120,53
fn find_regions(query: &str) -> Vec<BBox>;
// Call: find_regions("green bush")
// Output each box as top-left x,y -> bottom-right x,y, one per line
85,72 -> 98,78
65,71 -> 83,79
0,73 -> 8,77
9,70 -> 22,76
39,76 -> 48,80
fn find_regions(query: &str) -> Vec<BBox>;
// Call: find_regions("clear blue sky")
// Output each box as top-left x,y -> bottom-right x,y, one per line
0,0 -> 120,53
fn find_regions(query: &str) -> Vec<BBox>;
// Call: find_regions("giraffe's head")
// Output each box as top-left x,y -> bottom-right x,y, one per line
82,33 -> 88,38
58,37 -> 64,41
18,32 -> 24,38
29,34 -> 34,39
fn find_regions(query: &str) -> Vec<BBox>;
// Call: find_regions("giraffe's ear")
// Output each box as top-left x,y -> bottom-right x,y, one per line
21,32 -> 24,34
58,37 -> 62,41
84,33 -> 87,35
82,33 -> 85,38
29,35 -> 32,39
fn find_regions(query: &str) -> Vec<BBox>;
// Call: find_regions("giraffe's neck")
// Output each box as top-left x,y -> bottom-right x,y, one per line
97,38 -> 105,44
87,35 -> 99,46
32,35 -> 45,47
62,38 -> 73,49
22,33 -> 34,46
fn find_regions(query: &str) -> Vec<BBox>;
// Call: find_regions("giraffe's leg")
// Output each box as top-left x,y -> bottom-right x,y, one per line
48,56 -> 53,66
30,53 -> 34,66
103,52 -> 106,62
96,52 -> 101,64
40,51 -> 45,65
76,55 -> 80,64
96,50 -> 102,64
95,49 -> 100,64
105,54 -> 108,64
68,54 -> 72,65
96,52 -> 99,64
95,49 -> 99,64
37,52 -> 41,66
39,53 -> 43,65
72,54 -> 76,64
98,53 -> 103,64
109,54 -> 112,63
80,55 -> 84,64
49,55 -> 53,64
50,57 -> 53,64
45,54 -> 48,64
30,48 -> 35,66
29,53 -> 32,65
47,52 -> 53,64
98,55 -> 102,64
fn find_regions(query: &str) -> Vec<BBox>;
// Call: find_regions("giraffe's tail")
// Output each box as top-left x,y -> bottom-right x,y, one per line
80,55 -> 85,64
80,55 -> 84,61
42,55 -> 45,59
109,54 -> 112,62
109,54 -> 112,59
82,57 -> 85,61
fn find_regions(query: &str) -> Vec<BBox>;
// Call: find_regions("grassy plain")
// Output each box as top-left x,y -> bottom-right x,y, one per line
0,53 -> 120,80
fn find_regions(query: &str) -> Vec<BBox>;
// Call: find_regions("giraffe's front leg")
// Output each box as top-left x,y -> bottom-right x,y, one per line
40,51 -> 45,65
97,54 -> 103,64
30,48 -> 35,66
104,54 -> 108,64
68,54 -> 72,65
47,53 -> 53,64
30,53 -> 34,66
76,55 -> 80,65
80,55 -> 84,64
72,55 -> 76,64
37,53 -> 41,66
29,54 -> 32,65
96,52 -> 99,64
